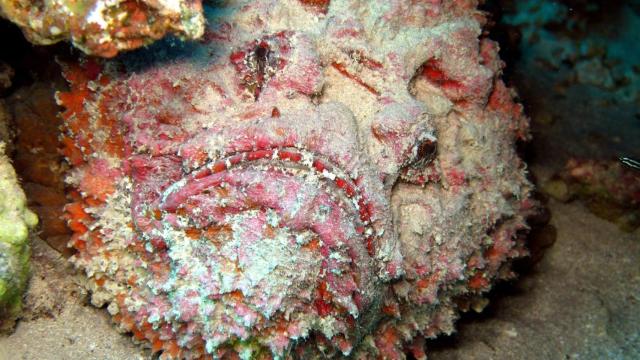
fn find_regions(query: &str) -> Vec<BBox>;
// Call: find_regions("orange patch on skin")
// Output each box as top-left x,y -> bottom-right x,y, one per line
468,272 -> 489,290
381,327 -> 398,344
165,340 -> 181,358
416,277 -> 431,289
80,172 -> 116,201
263,225 -> 276,238
299,0 -> 330,13
299,0 -> 330,5
317,281 -> 332,301
314,298 -> 332,317
314,281 -> 334,316
228,290 -> 244,301
58,62 -> 97,138
140,321 -> 152,332
127,275 -> 138,286
91,233 -> 104,247
99,75 -> 111,86
103,134 -> 125,158
65,201 -> 91,221
382,302 -> 400,317
84,196 -> 103,207
302,237 -> 320,251
152,338 -> 164,353
210,161 -> 226,173
191,150 -> 210,166
185,227 -> 202,239
61,136 -> 85,166
216,187 -> 230,198
61,63 -> 119,157
67,219 -> 88,234
149,261 -> 169,276
121,315 -> 135,330
203,224 -> 232,247
132,327 -> 146,341
485,245 -> 502,262
58,90 -> 90,130
66,202 -> 91,222
72,238 -> 86,251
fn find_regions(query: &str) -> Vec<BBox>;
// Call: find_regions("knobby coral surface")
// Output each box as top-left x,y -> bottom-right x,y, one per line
58,0 -> 536,358
0,0 -> 204,57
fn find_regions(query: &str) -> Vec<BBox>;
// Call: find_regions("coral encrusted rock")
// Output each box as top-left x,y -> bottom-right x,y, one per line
0,0 -> 204,57
58,0 -> 536,358
0,141 -> 38,332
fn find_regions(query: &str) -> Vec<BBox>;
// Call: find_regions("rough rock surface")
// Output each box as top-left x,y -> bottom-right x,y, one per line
0,131 -> 38,333
0,101 -> 10,149
542,158 -> 640,232
7,83 -> 71,255
0,63 -> 13,150
58,0 -> 535,358
0,0 -> 204,57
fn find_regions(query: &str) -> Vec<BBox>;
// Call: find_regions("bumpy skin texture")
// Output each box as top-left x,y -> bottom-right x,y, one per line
0,142 -> 38,332
0,0 -> 204,57
58,1 -> 536,358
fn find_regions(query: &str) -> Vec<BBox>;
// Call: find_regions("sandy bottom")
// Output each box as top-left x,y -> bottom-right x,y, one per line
0,199 -> 637,359
0,237 -> 148,360
429,199 -> 640,359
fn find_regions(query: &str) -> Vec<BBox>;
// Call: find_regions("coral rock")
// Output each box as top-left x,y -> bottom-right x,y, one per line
544,158 -> 640,232
0,0 -> 204,57
58,0 -> 536,358
0,140 -> 38,332
7,83 -> 72,254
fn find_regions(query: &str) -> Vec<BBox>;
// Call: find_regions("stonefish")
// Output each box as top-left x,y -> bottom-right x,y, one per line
58,0 -> 536,358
